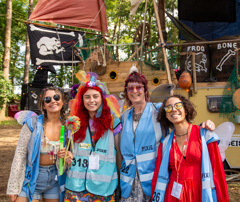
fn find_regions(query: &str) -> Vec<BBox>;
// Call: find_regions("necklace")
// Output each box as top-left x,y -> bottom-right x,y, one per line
174,130 -> 188,137
133,113 -> 142,122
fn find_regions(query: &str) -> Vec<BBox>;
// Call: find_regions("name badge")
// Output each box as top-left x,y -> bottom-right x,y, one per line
89,154 -> 99,170
171,181 -> 183,199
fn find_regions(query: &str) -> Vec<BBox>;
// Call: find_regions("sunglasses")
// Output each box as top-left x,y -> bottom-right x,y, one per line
164,102 -> 183,113
43,94 -> 61,104
126,85 -> 144,92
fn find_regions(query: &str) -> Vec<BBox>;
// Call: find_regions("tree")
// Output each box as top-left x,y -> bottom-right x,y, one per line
24,0 -> 34,84
0,0 -> 12,121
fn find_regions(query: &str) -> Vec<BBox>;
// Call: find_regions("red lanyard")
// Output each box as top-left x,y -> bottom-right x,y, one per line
173,123 -> 191,182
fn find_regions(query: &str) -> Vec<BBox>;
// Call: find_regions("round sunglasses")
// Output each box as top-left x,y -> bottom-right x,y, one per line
126,85 -> 144,92
43,94 -> 61,104
164,102 -> 183,113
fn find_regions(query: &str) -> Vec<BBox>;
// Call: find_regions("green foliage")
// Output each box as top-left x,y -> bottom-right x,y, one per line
1,0 -> 181,91
0,0 -> 28,88
0,72 -> 15,110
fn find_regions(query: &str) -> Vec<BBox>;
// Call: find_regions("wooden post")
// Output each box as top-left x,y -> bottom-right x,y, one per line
98,0 -> 105,43
152,0 -> 172,84
236,48 -> 239,88
191,52 -> 197,94
140,0 -> 148,74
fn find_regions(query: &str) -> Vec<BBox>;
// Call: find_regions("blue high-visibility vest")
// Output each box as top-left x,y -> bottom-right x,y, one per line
152,127 -> 219,202
120,102 -> 162,198
65,127 -> 118,196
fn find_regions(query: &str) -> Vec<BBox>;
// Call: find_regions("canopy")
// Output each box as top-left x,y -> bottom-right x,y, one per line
29,0 -> 108,33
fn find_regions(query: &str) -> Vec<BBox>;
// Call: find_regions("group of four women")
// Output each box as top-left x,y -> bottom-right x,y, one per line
7,70 -> 229,202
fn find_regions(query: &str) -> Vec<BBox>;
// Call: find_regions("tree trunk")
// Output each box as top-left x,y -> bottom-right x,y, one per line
23,0 -> 34,84
0,0 -> 12,121
158,0 -> 167,41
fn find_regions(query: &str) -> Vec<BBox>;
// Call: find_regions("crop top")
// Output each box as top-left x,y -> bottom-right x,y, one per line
40,135 -> 60,157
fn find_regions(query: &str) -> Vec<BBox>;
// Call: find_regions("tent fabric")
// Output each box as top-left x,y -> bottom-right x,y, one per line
179,0 -> 240,41
178,0 -> 236,22
130,0 -> 144,16
166,11 -> 205,42
29,0 -> 108,33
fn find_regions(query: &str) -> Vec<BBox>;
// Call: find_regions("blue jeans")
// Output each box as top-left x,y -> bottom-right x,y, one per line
19,165 -> 59,200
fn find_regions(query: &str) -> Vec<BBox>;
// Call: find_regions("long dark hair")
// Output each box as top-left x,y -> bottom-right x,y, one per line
157,94 -> 197,130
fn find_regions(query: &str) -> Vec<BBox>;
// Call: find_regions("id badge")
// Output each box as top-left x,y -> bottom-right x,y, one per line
171,181 -> 183,199
89,154 -> 99,170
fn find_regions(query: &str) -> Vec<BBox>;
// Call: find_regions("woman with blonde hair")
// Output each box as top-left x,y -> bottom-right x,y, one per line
7,86 -> 67,202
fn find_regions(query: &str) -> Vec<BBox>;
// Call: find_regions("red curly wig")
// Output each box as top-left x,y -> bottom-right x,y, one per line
71,86 -> 112,143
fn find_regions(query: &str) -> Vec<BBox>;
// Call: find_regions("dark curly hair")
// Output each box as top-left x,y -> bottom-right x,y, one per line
157,94 -> 197,130
124,71 -> 150,106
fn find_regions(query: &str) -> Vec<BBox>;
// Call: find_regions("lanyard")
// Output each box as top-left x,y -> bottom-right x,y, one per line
173,123 -> 191,182
88,126 -> 96,152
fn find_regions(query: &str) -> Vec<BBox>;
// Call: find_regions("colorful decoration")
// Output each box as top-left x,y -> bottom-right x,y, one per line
65,116 -> 81,164
66,116 -> 81,133
178,71 -> 192,89
72,70 -> 120,118
14,110 -> 37,125
70,84 -> 80,98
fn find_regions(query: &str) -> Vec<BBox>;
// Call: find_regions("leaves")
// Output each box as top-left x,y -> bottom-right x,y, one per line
0,71 -> 14,110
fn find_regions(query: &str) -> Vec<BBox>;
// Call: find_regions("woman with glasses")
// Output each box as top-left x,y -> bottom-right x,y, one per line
61,71 -> 122,202
151,94 -> 228,202
7,86 -> 67,202
120,69 -> 216,202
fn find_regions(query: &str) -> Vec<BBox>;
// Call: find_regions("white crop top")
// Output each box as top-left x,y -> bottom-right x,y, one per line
40,135 -> 60,156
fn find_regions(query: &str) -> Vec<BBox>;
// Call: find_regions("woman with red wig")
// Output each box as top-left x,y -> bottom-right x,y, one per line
63,71 -> 122,202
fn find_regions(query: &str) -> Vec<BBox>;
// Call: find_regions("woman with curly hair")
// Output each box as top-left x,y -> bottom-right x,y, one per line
120,68 -> 215,202
151,94 -> 229,202
62,71 -> 122,202
7,86 -> 67,202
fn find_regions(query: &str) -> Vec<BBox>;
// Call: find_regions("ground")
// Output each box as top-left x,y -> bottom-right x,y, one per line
0,119 -> 239,201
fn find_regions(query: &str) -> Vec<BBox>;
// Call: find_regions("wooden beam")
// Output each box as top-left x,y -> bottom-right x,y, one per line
191,52 -> 197,94
152,0 -> 172,84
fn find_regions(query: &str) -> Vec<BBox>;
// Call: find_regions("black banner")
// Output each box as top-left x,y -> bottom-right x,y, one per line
27,24 -> 84,66
178,0 -> 236,22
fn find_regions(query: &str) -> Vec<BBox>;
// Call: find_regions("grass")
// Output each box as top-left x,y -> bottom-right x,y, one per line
0,120 -> 19,126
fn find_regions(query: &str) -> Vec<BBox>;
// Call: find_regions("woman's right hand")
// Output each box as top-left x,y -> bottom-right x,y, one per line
8,195 -> 17,202
58,148 -> 66,159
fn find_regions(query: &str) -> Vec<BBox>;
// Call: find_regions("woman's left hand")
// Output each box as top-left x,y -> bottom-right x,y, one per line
201,120 -> 215,131
65,151 -> 73,164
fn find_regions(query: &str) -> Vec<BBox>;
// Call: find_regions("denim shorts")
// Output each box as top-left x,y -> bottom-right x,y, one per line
19,165 -> 59,200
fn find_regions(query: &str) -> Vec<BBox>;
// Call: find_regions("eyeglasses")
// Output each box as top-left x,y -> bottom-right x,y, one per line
43,94 -> 61,104
164,102 -> 183,113
126,85 -> 144,92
